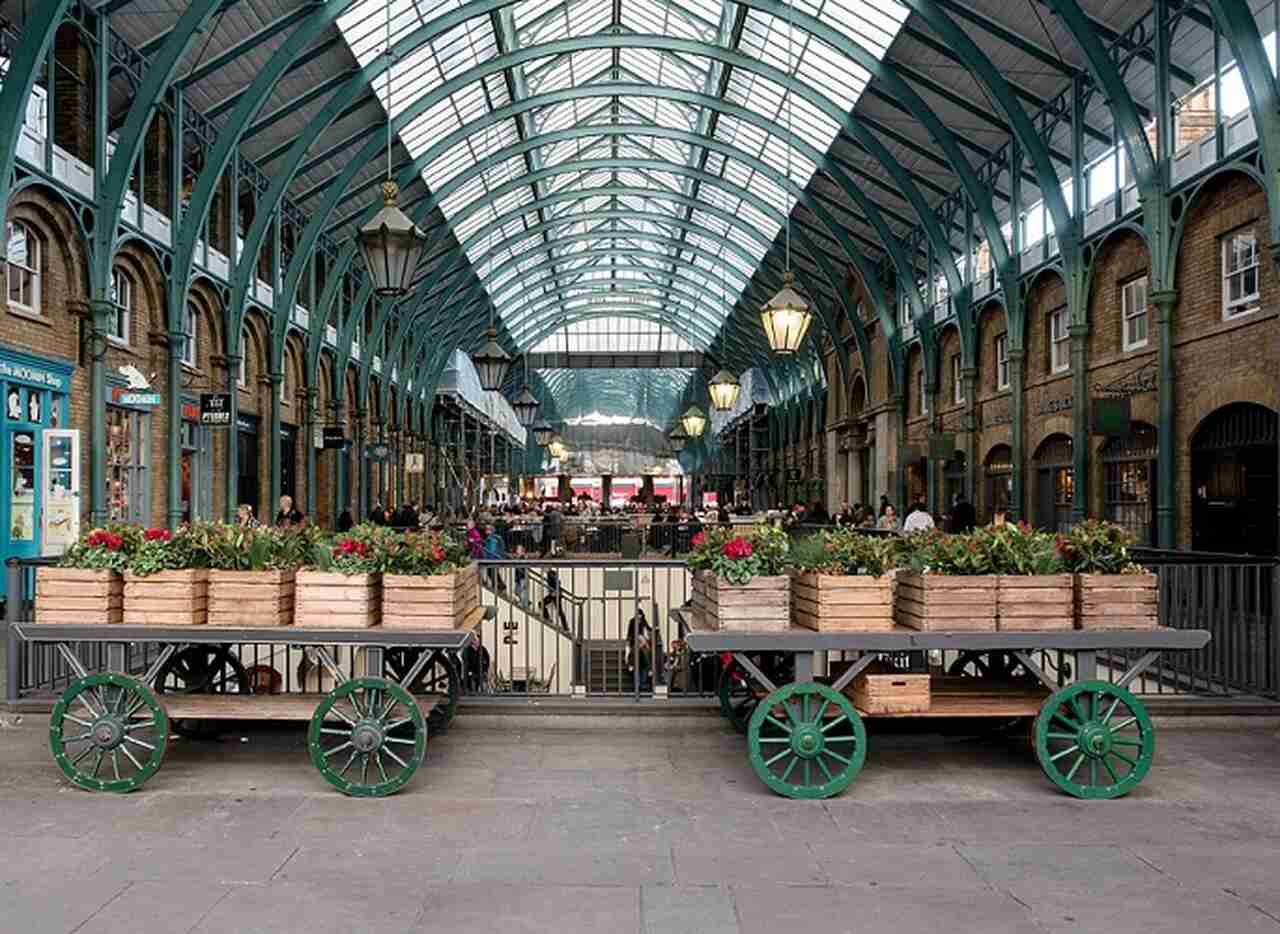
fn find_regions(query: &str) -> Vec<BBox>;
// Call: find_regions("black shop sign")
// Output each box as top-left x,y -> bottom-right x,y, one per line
199,393 -> 232,428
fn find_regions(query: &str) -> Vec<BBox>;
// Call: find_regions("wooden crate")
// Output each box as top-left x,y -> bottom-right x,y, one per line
382,564 -> 480,630
850,671 -> 931,715
791,571 -> 894,631
294,570 -> 380,628
207,569 -> 296,627
996,574 -> 1074,631
123,569 -> 209,625
1075,572 -> 1159,630
34,567 -> 123,624
690,571 -> 789,632
895,572 -> 997,631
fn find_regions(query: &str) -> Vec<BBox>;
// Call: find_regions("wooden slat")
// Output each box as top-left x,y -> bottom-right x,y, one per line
161,692 -> 442,721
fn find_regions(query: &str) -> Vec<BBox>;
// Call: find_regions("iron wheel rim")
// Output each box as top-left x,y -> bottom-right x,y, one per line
308,677 -> 425,797
1035,680 -> 1154,799
747,681 -> 866,800
49,673 -> 167,793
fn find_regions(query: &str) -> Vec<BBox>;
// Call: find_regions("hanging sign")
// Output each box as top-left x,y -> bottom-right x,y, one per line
199,393 -> 232,427
1091,397 -> 1132,438
113,365 -> 160,407
322,427 -> 348,449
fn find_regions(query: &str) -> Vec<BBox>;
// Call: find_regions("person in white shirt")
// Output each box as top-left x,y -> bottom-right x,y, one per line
902,503 -> 935,533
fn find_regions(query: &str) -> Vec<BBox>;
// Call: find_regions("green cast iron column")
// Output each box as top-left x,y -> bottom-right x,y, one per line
1151,290 -> 1178,547
893,390 -> 906,514
1008,349 -> 1026,523
166,329 -> 185,530
962,366 -> 979,503
88,301 -> 112,523
925,379 -> 939,515
354,408 -> 367,519
267,373 -> 283,519
223,354 -> 241,522
1070,324 -> 1090,524
305,387 -> 319,521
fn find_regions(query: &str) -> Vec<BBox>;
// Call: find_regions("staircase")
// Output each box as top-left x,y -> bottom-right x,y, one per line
584,640 -> 630,694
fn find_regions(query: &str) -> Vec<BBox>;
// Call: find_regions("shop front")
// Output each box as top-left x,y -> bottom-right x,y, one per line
0,347 -> 75,561
180,397 -> 214,523
106,377 -> 157,526
280,422 -> 298,502
237,414 -> 261,521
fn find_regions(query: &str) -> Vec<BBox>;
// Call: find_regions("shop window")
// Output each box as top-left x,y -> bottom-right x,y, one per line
1222,230 -> 1259,318
983,444 -> 1012,522
996,333 -> 1009,390
238,328 -> 249,387
280,376 -> 289,407
1102,424 -> 1157,546
106,407 -> 149,524
1121,275 -> 1148,351
916,368 -> 928,416
182,303 -> 198,368
951,353 -> 963,404
6,221 -> 40,314
1049,308 -> 1069,374
109,267 -> 133,345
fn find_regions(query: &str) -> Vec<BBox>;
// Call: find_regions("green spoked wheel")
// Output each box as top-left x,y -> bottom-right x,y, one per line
947,651 -> 1030,681
747,682 -> 867,800
717,663 -> 757,735
308,677 -> 426,797
1035,680 -> 1155,799
154,645 -> 249,739
384,648 -> 460,733
49,674 -> 167,793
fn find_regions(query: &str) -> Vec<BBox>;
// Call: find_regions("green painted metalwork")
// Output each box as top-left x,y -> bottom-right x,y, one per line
1034,680 -> 1154,799
308,676 -> 426,797
717,663 -> 757,734
49,673 -> 168,794
747,681 -> 865,800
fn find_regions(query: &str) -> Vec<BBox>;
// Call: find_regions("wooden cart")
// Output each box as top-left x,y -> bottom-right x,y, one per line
677,610 -> 1210,801
14,614 -> 490,797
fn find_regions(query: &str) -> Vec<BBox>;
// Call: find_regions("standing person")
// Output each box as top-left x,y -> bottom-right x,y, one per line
949,494 -> 977,533
626,607 -> 663,691
878,504 -> 900,531
336,509 -> 354,533
465,517 -> 484,559
542,502 -> 562,557
903,502 -> 935,533
990,505 -> 1009,527
879,494 -> 891,518
236,503 -> 259,528
274,495 -> 304,528
482,523 -> 505,592
541,566 -> 568,631
512,544 -> 529,606
368,501 -> 386,526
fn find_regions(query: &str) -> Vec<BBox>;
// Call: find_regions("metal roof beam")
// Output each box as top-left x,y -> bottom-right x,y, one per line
137,0 -> 239,57
205,34 -> 344,121
242,69 -> 359,142
178,6 -> 313,88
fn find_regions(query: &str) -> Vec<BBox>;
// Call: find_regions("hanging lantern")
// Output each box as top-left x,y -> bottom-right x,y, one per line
531,419 -> 555,447
681,404 -> 707,439
548,435 -> 568,460
707,369 -> 741,412
358,181 -> 428,297
472,326 -> 512,392
760,271 -> 813,355
668,424 -> 689,453
511,385 -> 540,427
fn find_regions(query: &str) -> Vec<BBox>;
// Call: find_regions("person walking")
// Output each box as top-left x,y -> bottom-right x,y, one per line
541,566 -> 568,631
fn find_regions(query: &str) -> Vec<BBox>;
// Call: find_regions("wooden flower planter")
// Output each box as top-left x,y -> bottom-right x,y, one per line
690,571 -> 790,632
207,569 -> 296,628
895,572 -> 997,631
294,570 -> 380,628
123,569 -> 209,626
1075,572 -> 1159,630
383,563 -> 481,630
790,571 -> 894,631
996,574 -> 1075,631
34,568 -> 123,624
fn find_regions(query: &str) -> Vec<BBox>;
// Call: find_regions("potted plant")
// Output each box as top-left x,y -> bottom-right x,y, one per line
788,529 -> 898,631
686,525 -> 791,631
894,529 -> 999,631
123,524 -> 213,625
295,524 -> 390,628
35,525 -> 139,624
206,524 -> 315,627
382,531 -> 478,630
1058,520 -> 1158,629
985,522 -> 1073,631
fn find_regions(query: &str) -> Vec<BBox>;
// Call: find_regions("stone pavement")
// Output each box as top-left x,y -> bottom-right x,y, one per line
1,712 -> 1279,934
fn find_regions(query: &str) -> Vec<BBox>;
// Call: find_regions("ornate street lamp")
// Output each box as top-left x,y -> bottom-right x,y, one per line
358,3 -> 426,296
531,419 -> 554,447
510,356 -> 540,427
708,262 -> 741,410
472,325 -> 512,392
681,404 -> 707,439
668,424 -> 689,453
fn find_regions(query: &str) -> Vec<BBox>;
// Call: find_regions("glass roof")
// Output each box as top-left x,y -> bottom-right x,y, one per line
530,316 -> 697,353
336,0 -> 910,352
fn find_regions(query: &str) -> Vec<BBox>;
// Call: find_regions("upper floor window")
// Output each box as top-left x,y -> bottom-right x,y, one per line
238,328 -> 248,387
916,368 -> 928,416
1121,276 -> 1148,351
996,333 -> 1010,390
1049,308 -> 1070,374
951,353 -> 964,405
182,303 -> 198,368
6,221 -> 40,314
280,375 -> 289,406
109,267 -> 133,345
1223,230 -> 1260,319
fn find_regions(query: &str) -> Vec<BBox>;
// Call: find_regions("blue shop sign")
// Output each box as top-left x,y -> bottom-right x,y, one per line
0,347 -> 72,393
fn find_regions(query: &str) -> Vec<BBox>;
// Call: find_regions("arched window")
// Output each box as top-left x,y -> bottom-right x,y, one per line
182,302 -> 198,368
110,267 -> 133,344
1101,423 -> 1157,545
6,221 -> 40,314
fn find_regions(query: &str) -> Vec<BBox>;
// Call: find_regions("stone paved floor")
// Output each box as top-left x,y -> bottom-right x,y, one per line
1,712 -> 1279,933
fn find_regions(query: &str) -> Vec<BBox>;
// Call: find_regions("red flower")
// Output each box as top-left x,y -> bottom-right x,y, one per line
690,531 -> 706,548
431,547 -> 446,563
144,527 -> 172,542
722,537 -> 753,560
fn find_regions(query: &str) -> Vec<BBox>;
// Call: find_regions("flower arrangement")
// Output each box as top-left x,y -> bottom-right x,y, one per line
789,528 -> 898,577
206,522 -> 318,571
984,522 -> 1066,576
58,524 -> 140,572
385,531 -> 469,576
686,525 -> 789,585
127,524 -> 211,577
1055,519 -> 1143,574
308,523 -> 395,574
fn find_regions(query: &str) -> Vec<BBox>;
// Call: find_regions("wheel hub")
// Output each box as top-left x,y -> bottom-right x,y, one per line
790,725 -> 825,759
1077,723 -> 1112,758
92,717 -> 124,750
350,721 -> 384,754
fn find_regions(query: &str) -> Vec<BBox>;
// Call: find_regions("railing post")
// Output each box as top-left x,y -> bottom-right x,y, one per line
5,558 -> 23,704
1272,560 -> 1280,699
